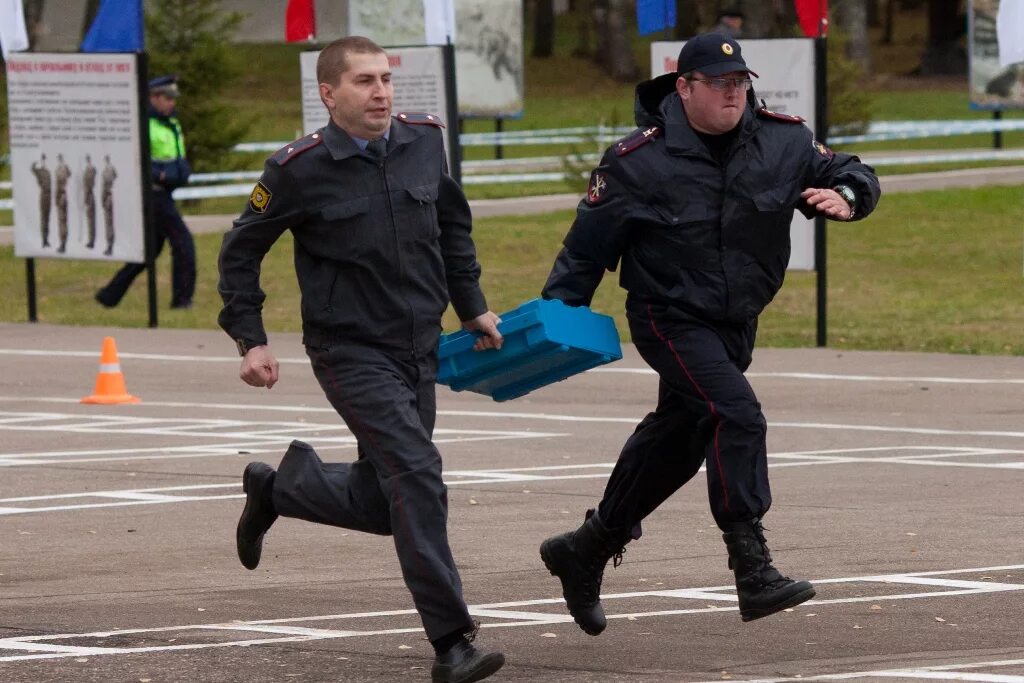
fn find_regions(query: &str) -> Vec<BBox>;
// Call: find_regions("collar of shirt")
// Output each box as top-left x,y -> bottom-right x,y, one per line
350,131 -> 390,151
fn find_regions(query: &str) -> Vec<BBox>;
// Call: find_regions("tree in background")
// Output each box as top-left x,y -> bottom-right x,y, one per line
834,0 -> 872,71
145,0 -> 252,172
533,0 -> 555,57
920,0 -> 966,75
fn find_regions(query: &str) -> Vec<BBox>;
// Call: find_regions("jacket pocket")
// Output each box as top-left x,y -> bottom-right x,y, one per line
752,182 -> 799,212
321,197 -> 370,221
404,183 -> 440,239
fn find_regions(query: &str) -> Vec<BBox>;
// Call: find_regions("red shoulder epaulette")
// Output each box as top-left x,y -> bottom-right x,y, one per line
272,131 -> 325,166
395,112 -> 445,128
757,108 -> 805,124
614,126 -> 660,156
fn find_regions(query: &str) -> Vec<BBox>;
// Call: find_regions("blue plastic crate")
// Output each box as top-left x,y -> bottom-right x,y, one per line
437,298 -> 622,401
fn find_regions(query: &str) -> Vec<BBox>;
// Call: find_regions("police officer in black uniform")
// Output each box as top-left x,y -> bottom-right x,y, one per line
538,33 -> 881,635
218,36 -> 505,683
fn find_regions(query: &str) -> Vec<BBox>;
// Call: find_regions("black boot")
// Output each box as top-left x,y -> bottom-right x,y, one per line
722,519 -> 815,622
431,639 -> 505,683
236,462 -> 278,570
539,509 -> 629,635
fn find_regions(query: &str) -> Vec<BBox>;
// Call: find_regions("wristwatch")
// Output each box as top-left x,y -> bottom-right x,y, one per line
235,339 -> 258,357
834,184 -> 857,218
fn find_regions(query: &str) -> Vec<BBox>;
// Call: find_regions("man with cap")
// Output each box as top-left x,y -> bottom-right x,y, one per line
96,74 -> 195,308
537,33 -> 881,635
712,9 -> 745,38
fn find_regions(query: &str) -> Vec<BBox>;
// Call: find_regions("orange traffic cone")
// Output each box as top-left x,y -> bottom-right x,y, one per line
81,336 -> 141,405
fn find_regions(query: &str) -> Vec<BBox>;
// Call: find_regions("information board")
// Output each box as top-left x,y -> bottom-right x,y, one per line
6,53 -> 146,262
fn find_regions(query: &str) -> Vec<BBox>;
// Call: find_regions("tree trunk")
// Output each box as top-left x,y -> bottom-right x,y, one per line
602,0 -> 638,81
836,0 -> 872,72
22,0 -> 45,50
919,0 -> 966,75
882,0 -> 895,45
532,0 -> 555,58
573,0 -> 592,58
673,0 -> 700,39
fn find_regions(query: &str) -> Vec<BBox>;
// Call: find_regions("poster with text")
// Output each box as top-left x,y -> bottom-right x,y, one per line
652,39 -> 817,271
301,46 -> 453,167
6,53 -> 146,262
348,0 -> 523,117
968,0 -> 1024,109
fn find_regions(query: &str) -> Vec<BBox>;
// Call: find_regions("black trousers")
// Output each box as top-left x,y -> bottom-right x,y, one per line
97,189 -> 195,306
271,343 -> 473,642
597,300 -> 771,535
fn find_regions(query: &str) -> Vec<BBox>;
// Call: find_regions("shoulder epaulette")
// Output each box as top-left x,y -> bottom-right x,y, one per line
614,126 -> 660,156
757,108 -> 805,124
272,131 -> 325,166
395,112 -> 445,128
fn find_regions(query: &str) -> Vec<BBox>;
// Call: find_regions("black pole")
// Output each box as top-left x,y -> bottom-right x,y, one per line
814,25 -> 828,348
26,258 -> 38,322
137,52 -> 158,328
442,42 -> 462,186
495,117 -> 504,160
993,110 -> 1003,149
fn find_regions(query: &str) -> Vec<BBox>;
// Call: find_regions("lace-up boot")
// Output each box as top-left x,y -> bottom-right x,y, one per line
539,509 -> 629,635
722,519 -> 815,622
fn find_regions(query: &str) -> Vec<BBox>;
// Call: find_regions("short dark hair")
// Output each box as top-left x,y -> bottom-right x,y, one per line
718,9 -> 744,20
316,36 -> 385,86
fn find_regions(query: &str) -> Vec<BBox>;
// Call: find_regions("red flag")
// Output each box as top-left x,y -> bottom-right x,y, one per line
794,0 -> 828,37
285,0 -> 315,42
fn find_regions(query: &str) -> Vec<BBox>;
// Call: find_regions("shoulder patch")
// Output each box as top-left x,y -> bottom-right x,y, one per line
585,170 -> 609,205
614,126 -> 660,156
271,132 -> 325,166
812,139 -> 835,160
757,108 -> 806,124
249,181 -> 272,213
395,112 -> 445,128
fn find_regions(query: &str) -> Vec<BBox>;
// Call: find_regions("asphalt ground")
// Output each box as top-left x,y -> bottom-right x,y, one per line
1,323 -> 1022,683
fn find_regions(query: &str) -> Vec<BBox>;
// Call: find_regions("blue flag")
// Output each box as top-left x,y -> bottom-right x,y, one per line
636,0 -> 676,36
81,0 -> 144,52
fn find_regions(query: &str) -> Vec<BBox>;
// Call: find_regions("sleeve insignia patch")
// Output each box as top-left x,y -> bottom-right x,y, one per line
812,139 -> 835,160
249,181 -> 272,213
586,171 -> 608,204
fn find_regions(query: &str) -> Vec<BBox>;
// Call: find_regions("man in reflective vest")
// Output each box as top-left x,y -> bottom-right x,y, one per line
96,75 -> 196,309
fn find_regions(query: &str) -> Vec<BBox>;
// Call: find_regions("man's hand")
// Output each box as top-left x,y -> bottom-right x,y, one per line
801,187 -> 853,220
240,345 -> 279,389
463,311 -> 504,351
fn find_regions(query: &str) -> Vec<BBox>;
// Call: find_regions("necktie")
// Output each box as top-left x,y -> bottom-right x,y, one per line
366,138 -> 387,158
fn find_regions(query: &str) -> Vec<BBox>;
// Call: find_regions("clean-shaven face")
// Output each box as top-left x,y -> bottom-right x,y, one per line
676,70 -> 748,134
321,52 -> 394,139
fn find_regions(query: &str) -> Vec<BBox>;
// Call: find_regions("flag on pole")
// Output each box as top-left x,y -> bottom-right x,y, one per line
636,0 -> 676,36
794,0 -> 829,38
997,0 -> 1024,67
0,0 -> 30,57
285,0 -> 316,42
81,0 -> 143,52
423,0 -> 456,44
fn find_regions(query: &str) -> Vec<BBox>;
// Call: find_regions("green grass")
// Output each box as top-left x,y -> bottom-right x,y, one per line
4,186 -> 1022,355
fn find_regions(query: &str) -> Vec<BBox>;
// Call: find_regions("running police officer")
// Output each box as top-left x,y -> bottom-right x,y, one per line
538,33 -> 881,634
218,36 -> 505,683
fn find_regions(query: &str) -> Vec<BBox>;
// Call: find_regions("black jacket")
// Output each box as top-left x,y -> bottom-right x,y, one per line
218,116 -> 487,357
543,74 -> 881,324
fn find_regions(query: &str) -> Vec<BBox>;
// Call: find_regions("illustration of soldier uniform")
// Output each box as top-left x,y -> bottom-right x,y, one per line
30,154 -> 52,248
101,155 -> 117,256
83,155 -> 97,249
54,154 -> 71,253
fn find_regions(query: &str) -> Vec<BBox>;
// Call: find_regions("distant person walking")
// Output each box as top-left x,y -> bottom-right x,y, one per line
30,153 -> 52,248
712,9 -> 744,38
96,75 -> 195,308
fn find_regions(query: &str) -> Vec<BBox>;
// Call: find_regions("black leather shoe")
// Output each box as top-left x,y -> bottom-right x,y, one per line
431,640 -> 504,683
236,462 -> 278,570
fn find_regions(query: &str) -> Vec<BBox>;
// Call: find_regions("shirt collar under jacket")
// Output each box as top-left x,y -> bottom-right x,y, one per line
321,117 -> 426,161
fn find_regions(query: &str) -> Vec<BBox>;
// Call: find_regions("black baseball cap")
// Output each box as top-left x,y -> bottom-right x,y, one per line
677,33 -> 758,78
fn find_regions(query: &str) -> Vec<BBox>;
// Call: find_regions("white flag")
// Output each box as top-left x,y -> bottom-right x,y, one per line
423,0 -> 456,45
997,0 -> 1024,67
0,0 -> 29,57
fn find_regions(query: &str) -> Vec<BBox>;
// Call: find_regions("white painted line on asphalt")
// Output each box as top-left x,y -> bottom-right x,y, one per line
1,565 -> 1020,663
690,659 -> 1024,683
